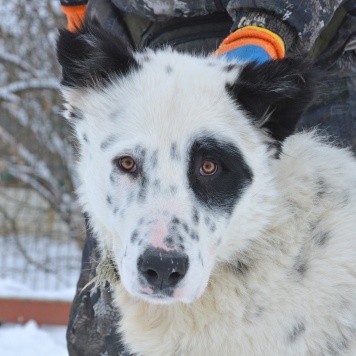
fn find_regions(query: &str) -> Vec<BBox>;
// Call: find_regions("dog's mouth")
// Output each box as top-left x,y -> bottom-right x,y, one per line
139,288 -> 187,304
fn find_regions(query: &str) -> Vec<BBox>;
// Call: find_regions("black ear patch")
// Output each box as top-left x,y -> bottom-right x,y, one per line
226,58 -> 318,141
57,19 -> 138,89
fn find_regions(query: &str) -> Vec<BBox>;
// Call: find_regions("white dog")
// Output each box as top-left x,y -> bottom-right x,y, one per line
58,20 -> 356,355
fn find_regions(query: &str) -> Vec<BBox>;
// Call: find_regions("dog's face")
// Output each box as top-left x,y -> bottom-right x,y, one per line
57,21 -> 315,304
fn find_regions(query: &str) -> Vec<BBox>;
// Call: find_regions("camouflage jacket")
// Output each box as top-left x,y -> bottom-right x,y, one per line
61,0 -> 356,64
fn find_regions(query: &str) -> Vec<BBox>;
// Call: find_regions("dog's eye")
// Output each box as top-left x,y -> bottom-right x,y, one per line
200,159 -> 217,176
118,156 -> 137,172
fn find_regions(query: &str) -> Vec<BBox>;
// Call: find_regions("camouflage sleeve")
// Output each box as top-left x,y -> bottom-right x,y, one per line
67,216 -> 132,356
226,0 -> 346,54
109,0 -> 348,55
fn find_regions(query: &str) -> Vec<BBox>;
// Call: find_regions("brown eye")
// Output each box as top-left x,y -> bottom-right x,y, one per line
119,156 -> 136,172
200,159 -> 217,175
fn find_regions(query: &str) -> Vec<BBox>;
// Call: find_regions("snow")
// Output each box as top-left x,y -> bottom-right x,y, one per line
0,234 -> 78,354
0,321 -> 68,356
0,278 -> 75,301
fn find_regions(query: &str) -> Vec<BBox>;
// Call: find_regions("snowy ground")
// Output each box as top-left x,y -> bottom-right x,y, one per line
0,235 -> 82,355
0,321 -> 68,356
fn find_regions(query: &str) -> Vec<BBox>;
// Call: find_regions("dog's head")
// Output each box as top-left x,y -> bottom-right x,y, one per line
57,20 -> 316,304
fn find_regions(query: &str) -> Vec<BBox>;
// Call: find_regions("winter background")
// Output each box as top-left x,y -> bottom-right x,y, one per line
0,1 -> 84,354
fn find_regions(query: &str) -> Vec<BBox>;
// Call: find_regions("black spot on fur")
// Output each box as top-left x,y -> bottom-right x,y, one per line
182,223 -> 189,234
170,142 -> 180,160
170,224 -> 178,232
204,216 -> 211,225
150,150 -> 158,168
113,207 -> 119,215
83,134 -> 89,143
253,306 -> 264,319
110,172 -> 118,184
326,334 -> 349,354
192,208 -> 199,225
223,64 -> 236,72
69,107 -> 84,120
131,230 -> 139,243
199,252 -> 204,267
190,230 -> 199,241
234,261 -> 249,275
210,223 -> 216,233
106,195 -> 112,205
293,253 -> 308,278
315,231 -> 330,246
110,110 -> 123,121
226,59 -> 317,141
153,179 -> 161,190
138,176 -> 148,202
288,322 -> 306,343
140,148 -> 146,159
134,145 -> 146,160
169,185 -> 178,195
164,236 -> 175,248
172,217 -> 180,225
57,19 -> 139,89
316,179 -> 328,198
188,136 -> 253,215
101,135 -> 118,150
166,65 -> 173,74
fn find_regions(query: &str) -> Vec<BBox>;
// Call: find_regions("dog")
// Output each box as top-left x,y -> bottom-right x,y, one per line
57,20 -> 356,355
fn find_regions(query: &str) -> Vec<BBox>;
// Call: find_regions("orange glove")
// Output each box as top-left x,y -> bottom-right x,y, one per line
215,26 -> 285,64
61,5 -> 87,32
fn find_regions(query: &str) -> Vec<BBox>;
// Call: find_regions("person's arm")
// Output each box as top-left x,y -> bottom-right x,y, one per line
227,0 -> 345,54
215,0 -> 348,65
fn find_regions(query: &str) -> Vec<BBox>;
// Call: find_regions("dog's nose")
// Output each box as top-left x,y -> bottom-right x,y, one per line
138,248 -> 189,290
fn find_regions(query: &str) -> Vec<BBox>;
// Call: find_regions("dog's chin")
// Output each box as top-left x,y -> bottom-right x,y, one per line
136,292 -> 198,305
124,284 -> 201,304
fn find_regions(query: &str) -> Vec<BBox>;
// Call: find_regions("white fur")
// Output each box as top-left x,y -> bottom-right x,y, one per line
63,50 -> 356,355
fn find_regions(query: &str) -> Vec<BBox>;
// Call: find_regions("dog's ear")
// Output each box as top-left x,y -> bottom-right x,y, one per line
227,58 -> 317,141
57,19 -> 138,89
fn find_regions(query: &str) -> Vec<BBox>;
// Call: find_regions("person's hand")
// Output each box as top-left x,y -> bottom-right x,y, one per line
61,5 -> 87,32
215,26 -> 285,64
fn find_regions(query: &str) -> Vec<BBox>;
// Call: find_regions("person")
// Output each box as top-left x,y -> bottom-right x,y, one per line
59,1 -> 356,355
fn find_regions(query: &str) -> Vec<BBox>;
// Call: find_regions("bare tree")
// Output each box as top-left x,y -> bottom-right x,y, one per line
0,0 -> 82,241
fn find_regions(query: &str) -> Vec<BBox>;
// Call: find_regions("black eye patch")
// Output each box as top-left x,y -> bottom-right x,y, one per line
188,136 -> 253,215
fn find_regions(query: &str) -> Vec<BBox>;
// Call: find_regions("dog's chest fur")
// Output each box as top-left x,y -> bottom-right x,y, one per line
112,134 -> 356,355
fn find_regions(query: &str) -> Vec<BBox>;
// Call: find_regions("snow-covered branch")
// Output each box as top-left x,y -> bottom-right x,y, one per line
0,78 -> 60,103
0,126 -> 60,197
0,50 -> 42,76
1,78 -> 60,94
